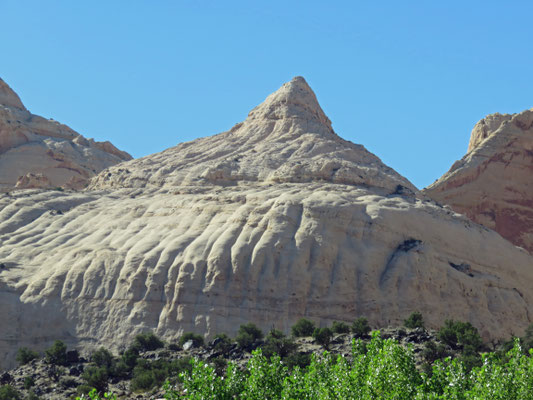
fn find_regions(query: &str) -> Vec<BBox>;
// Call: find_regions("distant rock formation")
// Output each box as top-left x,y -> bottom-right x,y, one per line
0,78 -> 131,190
0,77 -> 532,370
425,109 -> 533,253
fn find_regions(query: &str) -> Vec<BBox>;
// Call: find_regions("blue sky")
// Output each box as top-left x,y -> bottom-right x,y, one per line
2,1 -> 533,188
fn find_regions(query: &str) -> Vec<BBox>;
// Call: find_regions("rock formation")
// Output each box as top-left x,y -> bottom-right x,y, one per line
425,109 -> 533,253
0,78 -> 131,190
0,77 -> 532,369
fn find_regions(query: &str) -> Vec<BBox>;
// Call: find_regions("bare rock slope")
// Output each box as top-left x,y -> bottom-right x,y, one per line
0,77 -> 532,369
0,78 -> 131,190
425,109 -> 533,253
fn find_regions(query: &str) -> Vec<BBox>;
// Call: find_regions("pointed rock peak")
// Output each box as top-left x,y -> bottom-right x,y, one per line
0,78 -> 26,110
468,112 -> 513,152
246,76 -> 332,129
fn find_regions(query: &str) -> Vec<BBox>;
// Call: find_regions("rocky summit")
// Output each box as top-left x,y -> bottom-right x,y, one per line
0,78 -> 131,191
425,109 -> 533,253
0,77 -> 532,370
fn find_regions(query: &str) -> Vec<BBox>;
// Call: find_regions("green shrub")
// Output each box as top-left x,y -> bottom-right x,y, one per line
351,317 -> 371,338
236,323 -> 263,350
110,359 -> 130,379
91,347 -> 114,369
16,347 -> 39,365
167,343 -> 180,351
261,329 -> 297,358
60,376 -> 78,389
459,345 -> 482,372
178,332 -> 204,348
23,376 -> 34,390
131,368 -> 155,391
422,340 -> 448,363
121,346 -> 139,370
82,365 -> 109,393
523,323 -> 533,351
131,357 -> 193,392
284,352 -> 312,370
331,320 -> 350,334
45,340 -> 68,365
212,333 -> 233,354
210,356 -> 227,376
132,332 -> 164,352
312,327 -> 333,349
26,390 -> 39,400
438,320 -> 483,351
76,384 -> 93,397
404,311 -> 424,329
0,385 -> 20,400
291,318 -> 315,337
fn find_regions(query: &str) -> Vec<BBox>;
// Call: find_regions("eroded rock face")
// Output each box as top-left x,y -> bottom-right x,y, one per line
425,108 -> 533,253
0,77 -> 532,369
0,78 -> 132,190
89,77 -> 414,192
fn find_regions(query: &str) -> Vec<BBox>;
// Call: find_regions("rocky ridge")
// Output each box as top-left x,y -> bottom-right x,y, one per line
0,78 -> 131,190
0,77 -> 532,371
425,108 -> 533,253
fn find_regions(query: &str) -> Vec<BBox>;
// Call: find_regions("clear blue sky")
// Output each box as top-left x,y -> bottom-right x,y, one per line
2,1 -> 533,189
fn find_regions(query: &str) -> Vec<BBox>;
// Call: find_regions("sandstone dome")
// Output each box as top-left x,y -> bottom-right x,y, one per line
425,108 -> 533,253
0,77 -> 532,369
0,78 -> 131,190
89,77 -> 414,192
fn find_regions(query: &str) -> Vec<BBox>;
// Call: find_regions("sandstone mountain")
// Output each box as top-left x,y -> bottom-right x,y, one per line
425,109 -> 533,253
0,78 -> 131,190
0,77 -> 532,369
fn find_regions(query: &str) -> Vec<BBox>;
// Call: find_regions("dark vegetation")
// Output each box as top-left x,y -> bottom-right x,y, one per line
5,314 -> 533,399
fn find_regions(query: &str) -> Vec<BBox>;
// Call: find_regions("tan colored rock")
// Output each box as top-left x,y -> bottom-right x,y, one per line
15,173 -> 52,189
0,78 -> 25,110
0,77 -> 532,370
425,108 -> 533,253
89,77 -> 415,192
0,78 -> 132,191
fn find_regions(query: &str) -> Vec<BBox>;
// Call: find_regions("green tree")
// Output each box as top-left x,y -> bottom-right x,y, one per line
236,323 -> 263,351
82,365 -> 109,393
45,340 -> 68,365
331,321 -> 350,334
351,317 -> 371,338
132,332 -> 164,352
91,347 -> 114,369
291,318 -> 316,337
261,329 -> 297,358
16,347 -> 39,365
0,385 -> 20,400
313,327 -> 333,349
438,319 -> 483,351
212,333 -> 233,354
404,311 -> 424,329
178,332 -> 204,348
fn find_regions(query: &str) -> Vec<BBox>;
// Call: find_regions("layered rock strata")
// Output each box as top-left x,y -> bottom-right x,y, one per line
425,109 -> 533,253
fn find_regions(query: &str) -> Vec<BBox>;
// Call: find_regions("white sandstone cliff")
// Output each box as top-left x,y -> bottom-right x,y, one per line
0,77 -> 531,370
